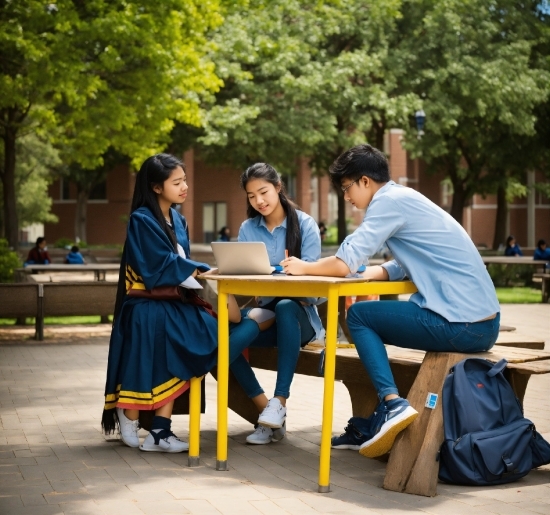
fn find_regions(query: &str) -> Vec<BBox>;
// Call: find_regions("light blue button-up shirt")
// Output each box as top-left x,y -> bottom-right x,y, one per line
238,211 -> 325,342
335,181 -> 500,323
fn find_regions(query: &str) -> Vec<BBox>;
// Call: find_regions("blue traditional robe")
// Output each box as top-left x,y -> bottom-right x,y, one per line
103,207 -> 217,415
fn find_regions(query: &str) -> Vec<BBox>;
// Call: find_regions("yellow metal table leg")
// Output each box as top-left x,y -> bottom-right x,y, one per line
188,376 -> 202,467
216,289 -> 229,471
318,285 -> 338,493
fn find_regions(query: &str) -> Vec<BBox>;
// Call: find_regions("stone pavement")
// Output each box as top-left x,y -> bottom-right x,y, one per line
0,304 -> 549,515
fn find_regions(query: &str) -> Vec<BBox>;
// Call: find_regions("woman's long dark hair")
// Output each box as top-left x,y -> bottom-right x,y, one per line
240,163 -> 302,258
113,153 -> 184,321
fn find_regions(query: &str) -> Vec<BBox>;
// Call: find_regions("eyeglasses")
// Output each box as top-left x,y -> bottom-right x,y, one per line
341,180 -> 357,194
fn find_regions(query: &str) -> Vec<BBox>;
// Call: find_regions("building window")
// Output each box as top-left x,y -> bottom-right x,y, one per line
441,179 -> 452,207
89,180 -> 107,200
60,178 -> 71,200
202,202 -> 227,243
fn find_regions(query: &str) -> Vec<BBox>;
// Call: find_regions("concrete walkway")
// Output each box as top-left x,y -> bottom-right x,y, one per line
0,304 -> 549,515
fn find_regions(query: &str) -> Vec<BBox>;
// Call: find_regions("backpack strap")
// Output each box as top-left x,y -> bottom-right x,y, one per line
487,359 -> 508,377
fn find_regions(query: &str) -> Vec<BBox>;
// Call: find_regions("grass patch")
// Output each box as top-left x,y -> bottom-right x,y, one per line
495,287 -> 542,304
0,315 -> 113,325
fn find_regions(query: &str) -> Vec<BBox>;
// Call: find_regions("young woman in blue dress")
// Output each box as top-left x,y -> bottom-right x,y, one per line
102,153 -> 260,453
230,163 -> 324,445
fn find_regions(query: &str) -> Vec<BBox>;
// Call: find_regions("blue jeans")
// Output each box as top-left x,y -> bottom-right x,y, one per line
346,300 -> 500,400
230,299 -> 315,399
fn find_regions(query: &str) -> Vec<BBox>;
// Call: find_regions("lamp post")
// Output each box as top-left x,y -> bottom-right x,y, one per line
415,109 -> 426,138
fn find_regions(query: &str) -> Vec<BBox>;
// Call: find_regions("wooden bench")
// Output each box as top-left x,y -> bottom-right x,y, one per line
220,341 -> 550,497
0,282 -> 116,340
533,273 -> 550,303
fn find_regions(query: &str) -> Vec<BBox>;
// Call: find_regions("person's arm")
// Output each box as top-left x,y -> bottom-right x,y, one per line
127,212 -> 208,290
283,255 -> 390,280
284,195 -> 405,278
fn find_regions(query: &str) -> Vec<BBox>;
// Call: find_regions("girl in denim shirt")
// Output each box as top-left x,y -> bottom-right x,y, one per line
231,163 -> 324,445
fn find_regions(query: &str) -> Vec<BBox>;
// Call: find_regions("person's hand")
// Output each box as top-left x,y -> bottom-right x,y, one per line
281,256 -> 307,275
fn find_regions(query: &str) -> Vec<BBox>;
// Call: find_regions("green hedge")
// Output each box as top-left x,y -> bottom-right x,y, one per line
0,239 -> 22,282
487,264 -> 535,287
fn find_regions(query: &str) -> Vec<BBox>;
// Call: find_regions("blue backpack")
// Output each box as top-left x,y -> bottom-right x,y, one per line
438,358 -> 550,486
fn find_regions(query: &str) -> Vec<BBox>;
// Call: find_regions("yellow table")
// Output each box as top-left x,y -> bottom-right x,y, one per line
202,273 -> 417,492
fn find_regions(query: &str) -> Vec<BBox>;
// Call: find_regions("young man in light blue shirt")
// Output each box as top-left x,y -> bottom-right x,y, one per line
283,144 -> 500,459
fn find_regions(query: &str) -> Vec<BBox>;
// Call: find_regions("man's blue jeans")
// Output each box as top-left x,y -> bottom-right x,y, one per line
230,299 -> 315,399
346,300 -> 500,400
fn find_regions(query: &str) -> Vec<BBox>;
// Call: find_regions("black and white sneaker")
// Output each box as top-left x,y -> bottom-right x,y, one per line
140,429 -> 189,453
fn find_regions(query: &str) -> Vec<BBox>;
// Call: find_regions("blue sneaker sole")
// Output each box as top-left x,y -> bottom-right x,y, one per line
358,406 -> 418,458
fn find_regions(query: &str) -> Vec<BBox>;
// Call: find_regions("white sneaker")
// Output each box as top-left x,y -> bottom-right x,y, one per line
246,422 -> 286,445
257,398 -> 287,429
116,407 -> 139,448
139,429 -> 189,453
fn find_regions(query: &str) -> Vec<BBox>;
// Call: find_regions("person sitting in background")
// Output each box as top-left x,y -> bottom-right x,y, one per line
25,237 -> 51,265
65,245 -> 85,264
504,235 -> 523,257
533,239 -> 550,261
218,226 -> 231,241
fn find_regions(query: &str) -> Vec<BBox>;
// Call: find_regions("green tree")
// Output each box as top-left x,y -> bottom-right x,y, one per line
0,133 -> 60,232
0,0 -> 222,248
196,0 -> 417,242
14,133 -> 60,228
398,0 -> 550,227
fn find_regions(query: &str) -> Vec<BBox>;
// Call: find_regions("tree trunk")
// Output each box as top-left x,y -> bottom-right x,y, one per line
449,182 -> 467,225
492,184 -> 508,250
2,128 -> 19,250
75,189 -> 89,243
337,193 -> 347,244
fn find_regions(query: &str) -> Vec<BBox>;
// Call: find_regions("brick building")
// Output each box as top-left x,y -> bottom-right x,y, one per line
45,134 -> 549,249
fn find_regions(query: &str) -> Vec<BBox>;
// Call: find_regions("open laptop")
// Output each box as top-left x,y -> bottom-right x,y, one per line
211,242 -> 277,275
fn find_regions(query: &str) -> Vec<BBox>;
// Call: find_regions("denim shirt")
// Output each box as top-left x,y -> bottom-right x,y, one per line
238,211 -> 325,342
335,181 -> 500,323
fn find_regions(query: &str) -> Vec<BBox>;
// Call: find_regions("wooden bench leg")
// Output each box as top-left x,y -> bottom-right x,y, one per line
36,285 -> 44,341
210,366 -> 259,425
383,352 -> 466,497
505,369 -> 531,406
343,380 -> 379,418
542,278 -> 549,303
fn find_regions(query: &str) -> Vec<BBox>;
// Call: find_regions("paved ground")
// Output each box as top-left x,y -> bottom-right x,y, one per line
0,304 -> 549,515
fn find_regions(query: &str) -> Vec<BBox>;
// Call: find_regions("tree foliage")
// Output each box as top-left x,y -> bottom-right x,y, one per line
0,0 -> 223,247
398,0 -> 550,226
196,0 -> 417,240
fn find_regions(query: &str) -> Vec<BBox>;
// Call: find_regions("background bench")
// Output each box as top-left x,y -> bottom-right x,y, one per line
533,273 -> 550,303
0,282 -> 116,340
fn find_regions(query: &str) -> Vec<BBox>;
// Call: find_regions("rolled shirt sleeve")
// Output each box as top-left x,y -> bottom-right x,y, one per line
336,196 -> 406,275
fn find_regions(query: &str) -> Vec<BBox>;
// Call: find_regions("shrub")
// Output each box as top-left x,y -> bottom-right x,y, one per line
54,237 -> 74,249
0,239 -> 22,282
487,264 -> 534,287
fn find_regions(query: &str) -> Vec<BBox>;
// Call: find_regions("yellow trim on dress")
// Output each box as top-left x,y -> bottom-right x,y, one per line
104,376 -> 187,410
126,264 -> 146,293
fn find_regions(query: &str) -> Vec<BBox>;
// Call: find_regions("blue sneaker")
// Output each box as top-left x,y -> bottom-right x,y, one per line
331,417 -> 372,450
359,398 -> 418,458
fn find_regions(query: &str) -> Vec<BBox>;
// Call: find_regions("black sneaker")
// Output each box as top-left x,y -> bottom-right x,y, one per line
331,417 -> 372,450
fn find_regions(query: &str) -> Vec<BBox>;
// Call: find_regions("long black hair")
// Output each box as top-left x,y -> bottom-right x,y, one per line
240,163 -> 302,258
113,153 -> 184,321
